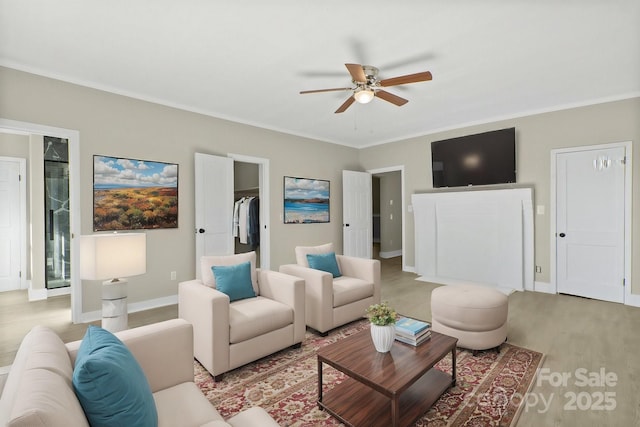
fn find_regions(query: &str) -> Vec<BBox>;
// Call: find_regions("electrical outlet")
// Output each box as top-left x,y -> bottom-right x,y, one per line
170,271 -> 177,280
535,266 -> 542,274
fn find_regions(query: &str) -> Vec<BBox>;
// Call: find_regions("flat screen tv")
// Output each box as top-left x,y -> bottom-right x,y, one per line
431,127 -> 516,188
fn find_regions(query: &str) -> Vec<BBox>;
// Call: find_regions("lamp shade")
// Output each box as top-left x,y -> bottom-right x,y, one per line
80,233 -> 146,281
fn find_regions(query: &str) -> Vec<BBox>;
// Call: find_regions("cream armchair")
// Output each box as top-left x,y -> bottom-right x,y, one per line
279,243 -> 380,335
179,252 -> 305,381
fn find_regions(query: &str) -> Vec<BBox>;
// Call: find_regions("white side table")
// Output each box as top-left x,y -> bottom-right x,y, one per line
102,280 -> 128,332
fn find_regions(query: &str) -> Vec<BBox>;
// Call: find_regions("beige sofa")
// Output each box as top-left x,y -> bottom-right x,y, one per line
0,319 -> 279,427
179,252 -> 305,380
279,243 -> 381,335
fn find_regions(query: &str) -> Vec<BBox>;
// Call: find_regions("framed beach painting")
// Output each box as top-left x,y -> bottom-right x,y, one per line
283,176 -> 330,224
93,155 -> 178,231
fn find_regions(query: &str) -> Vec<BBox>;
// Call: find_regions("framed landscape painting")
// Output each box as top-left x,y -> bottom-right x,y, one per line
93,155 -> 178,231
283,176 -> 329,224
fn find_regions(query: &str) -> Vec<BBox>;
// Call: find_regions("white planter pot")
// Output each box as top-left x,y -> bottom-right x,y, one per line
370,324 -> 395,353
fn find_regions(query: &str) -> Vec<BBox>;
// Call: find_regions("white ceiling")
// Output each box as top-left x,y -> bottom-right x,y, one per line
1,0 -> 639,148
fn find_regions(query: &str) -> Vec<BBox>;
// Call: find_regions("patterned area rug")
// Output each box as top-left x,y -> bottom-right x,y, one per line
195,320 -> 544,426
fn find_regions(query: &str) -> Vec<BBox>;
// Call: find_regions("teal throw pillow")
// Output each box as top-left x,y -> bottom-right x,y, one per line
307,252 -> 342,278
212,261 -> 257,302
72,326 -> 158,427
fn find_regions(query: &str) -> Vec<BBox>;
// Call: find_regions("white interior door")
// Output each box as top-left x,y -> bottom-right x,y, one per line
556,146 -> 626,303
342,170 -> 372,258
0,159 -> 22,291
194,153 -> 234,278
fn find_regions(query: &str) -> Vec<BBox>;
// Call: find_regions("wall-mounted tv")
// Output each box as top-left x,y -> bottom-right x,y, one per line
431,127 -> 516,188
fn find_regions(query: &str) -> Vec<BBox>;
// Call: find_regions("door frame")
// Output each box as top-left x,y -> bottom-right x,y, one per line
0,155 -> 27,291
550,141 -> 633,305
0,118 -> 82,322
228,153 -> 270,270
367,165 -> 407,272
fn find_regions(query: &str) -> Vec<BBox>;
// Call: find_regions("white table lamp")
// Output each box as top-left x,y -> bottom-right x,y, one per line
80,233 -> 146,332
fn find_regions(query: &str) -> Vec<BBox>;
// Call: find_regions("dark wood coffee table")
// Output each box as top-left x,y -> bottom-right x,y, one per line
317,327 -> 457,427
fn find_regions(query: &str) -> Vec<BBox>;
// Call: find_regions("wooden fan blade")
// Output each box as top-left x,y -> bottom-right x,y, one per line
335,96 -> 356,113
375,90 -> 409,106
300,87 -> 352,94
379,71 -> 432,87
345,63 -> 367,83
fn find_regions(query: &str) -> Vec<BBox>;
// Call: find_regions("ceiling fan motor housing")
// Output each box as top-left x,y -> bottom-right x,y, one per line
360,65 -> 379,86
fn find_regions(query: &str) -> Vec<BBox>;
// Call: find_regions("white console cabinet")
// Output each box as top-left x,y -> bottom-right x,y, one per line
412,187 -> 533,292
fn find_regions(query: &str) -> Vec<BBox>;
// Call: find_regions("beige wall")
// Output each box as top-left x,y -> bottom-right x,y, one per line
1,65 -> 638,314
234,161 -> 259,191
0,132 -> 29,157
359,97 -> 640,294
0,67 -> 360,313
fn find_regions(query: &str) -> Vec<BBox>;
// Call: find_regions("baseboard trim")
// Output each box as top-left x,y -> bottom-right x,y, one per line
79,310 -> 101,324
27,285 -> 71,301
79,294 -> 178,324
28,287 -> 47,301
129,294 -> 178,314
625,291 -> 640,307
533,281 -> 555,294
47,287 -> 70,297
379,249 -> 402,259
530,281 -> 639,305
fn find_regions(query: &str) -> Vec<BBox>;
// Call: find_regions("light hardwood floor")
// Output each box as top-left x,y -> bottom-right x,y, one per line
1,254 -> 638,426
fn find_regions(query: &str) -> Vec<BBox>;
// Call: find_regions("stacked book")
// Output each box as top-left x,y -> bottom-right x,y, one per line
394,317 -> 431,346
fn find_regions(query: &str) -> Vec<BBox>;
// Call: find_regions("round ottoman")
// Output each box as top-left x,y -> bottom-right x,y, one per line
431,285 -> 508,352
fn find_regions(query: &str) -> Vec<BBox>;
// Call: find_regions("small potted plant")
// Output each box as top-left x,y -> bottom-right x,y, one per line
365,301 -> 398,353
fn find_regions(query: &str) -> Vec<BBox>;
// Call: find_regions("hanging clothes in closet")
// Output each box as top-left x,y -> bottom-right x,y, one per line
233,196 -> 260,250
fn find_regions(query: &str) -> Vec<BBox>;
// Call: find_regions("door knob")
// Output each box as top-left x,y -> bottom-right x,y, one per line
344,223 -> 350,227
559,233 -> 566,238
198,228 -> 205,233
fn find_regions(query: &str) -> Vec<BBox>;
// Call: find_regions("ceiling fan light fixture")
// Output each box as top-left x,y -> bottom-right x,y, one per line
301,63 -> 429,113
354,87 -> 375,104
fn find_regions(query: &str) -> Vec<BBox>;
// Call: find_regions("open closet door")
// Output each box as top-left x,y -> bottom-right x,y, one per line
194,153 -> 234,279
342,170 -> 372,259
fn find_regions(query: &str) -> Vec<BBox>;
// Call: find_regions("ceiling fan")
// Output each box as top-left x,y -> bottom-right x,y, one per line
300,63 -> 432,113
